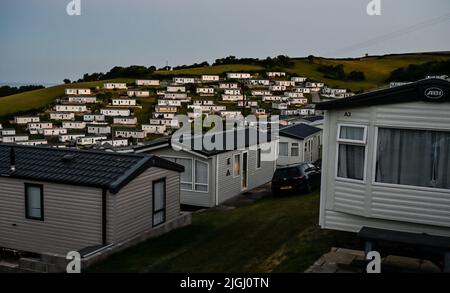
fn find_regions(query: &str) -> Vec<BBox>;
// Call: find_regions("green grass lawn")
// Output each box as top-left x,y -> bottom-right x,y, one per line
89,191 -> 360,273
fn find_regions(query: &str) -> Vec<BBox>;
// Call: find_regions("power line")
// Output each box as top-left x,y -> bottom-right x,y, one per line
326,11 -> 450,56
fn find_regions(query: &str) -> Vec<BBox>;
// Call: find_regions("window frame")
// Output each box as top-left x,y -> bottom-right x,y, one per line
291,143 -> 299,157
194,159 -> 209,193
279,142 -> 289,157
335,123 -> 368,183
256,148 -> 262,169
25,183 -> 44,221
152,178 -> 166,227
233,153 -> 241,177
371,126 -> 450,192
337,124 -> 367,144
161,156 -> 194,191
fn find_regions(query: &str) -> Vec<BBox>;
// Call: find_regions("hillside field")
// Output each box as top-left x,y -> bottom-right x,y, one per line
1,52 -> 449,118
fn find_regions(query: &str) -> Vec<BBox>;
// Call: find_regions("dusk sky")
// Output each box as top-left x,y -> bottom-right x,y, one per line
0,0 -> 449,84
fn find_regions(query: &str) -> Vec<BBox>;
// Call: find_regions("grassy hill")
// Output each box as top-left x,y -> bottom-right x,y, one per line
0,78 -> 133,118
1,52 -> 449,118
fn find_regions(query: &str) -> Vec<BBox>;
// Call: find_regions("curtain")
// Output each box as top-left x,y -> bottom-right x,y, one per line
195,161 -> 208,192
376,128 -> 450,189
338,144 -> 365,180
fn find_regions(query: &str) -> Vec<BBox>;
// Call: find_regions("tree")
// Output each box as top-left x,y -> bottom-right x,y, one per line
307,55 -> 315,64
63,78 -> 71,84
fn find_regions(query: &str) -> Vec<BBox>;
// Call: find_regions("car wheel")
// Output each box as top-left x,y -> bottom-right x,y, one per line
305,182 -> 312,194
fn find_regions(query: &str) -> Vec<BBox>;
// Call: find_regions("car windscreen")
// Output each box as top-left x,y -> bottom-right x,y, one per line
273,167 -> 300,180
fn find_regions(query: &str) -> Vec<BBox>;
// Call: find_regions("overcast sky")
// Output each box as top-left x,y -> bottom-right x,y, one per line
0,0 -> 449,84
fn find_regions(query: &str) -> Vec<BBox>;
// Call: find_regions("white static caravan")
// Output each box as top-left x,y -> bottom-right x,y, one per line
149,118 -> 179,128
59,134 -> 85,143
14,116 -> 40,125
142,124 -> 167,134
164,93 -> 188,101
115,129 -> 146,139
65,88 -> 91,95
136,79 -> 160,86
224,88 -> 241,95
87,124 -> 111,135
196,87 -> 215,95
100,108 -> 131,117
248,79 -> 270,86
98,139 -> 129,147
1,129 -> 16,136
316,79 -> 450,238
55,105 -> 88,113
267,72 -> 286,77
221,94 -> 244,102
27,122 -> 53,131
16,139 -> 48,146
226,72 -> 251,79
167,85 -> 186,93
49,112 -> 75,121
113,116 -> 138,125
291,77 -> 308,83
201,75 -> 220,82
43,128 -> 67,137
272,102 -> 288,110
127,90 -> 150,97
112,98 -> 137,106
219,82 -> 239,89
83,114 -> 105,122
104,83 -> 127,90
67,96 -> 97,104
154,105 -> 178,113
173,77 -> 196,84
135,129 -> 278,208
277,123 -> 322,166
1,135 -> 29,143
77,135 -> 108,146
62,121 -> 86,130
157,99 -> 182,107
252,90 -> 272,96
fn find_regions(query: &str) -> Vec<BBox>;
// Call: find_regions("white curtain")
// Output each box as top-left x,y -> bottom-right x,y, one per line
376,128 -> 450,189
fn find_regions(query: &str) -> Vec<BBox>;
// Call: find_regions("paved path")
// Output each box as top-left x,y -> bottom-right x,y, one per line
305,247 -> 442,273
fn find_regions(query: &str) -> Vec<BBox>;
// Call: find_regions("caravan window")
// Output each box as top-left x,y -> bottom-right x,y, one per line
337,124 -> 367,181
194,160 -> 208,192
162,157 -> 193,191
25,183 -> 44,221
152,179 -> 166,226
279,142 -> 289,156
376,128 -> 450,189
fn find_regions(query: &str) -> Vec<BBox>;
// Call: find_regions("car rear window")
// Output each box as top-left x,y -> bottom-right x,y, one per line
273,167 -> 300,180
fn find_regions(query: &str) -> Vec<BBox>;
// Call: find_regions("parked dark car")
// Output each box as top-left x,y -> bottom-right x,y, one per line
271,163 -> 321,195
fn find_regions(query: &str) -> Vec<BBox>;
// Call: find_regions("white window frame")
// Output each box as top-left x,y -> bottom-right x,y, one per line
371,125 -> 450,193
194,159 -> 209,193
337,124 -> 367,144
161,156 -> 194,192
279,142 -> 289,157
291,143 -> 299,157
335,123 -> 368,183
233,153 -> 241,177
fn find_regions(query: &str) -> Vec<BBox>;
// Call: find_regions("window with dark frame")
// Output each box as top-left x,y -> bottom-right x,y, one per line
25,183 -> 44,221
152,179 -> 166,226
257,148 -> 262,168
